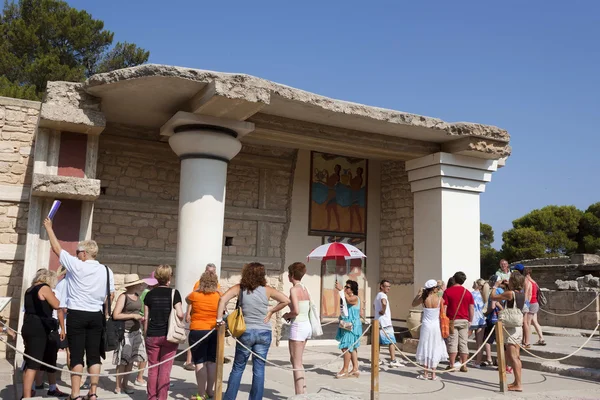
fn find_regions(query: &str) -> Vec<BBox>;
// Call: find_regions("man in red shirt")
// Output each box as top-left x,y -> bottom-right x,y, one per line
442,271 -> 475,372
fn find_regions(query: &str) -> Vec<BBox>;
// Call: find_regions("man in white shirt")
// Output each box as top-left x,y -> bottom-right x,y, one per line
496,259 -> 511,282
44,217 -> 114,400
374,280 -> 405,368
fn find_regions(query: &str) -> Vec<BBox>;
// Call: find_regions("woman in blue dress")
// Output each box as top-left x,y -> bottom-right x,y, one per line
334,280 -> 362,379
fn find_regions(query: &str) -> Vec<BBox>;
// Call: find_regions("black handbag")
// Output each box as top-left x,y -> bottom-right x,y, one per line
102,265 -> 124,353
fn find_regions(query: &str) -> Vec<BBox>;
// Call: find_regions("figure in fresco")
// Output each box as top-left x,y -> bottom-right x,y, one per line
349,167 -> 364,233
325,164 -> 342,231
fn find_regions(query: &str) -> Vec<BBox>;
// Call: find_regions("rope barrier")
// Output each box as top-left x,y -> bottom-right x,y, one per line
538,293 -> 599,316
226,323 -> 373,372
0,328 -> 215,377
503,323 -> 599,361
381,322 -> 497,373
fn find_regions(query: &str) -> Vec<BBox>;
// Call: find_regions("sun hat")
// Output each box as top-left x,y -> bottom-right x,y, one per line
122,274 -> 145,288
142,271 -> 158,286
424,279 -> 438,289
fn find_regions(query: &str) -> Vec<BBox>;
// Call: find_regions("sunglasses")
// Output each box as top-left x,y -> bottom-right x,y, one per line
344,286 -> 351,289
76,250 -> 85,255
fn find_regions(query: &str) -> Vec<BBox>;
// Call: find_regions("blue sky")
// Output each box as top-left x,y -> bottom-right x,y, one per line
69,0 -> 599,248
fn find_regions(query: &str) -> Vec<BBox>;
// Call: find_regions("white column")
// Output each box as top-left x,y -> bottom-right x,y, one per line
405,152 -> 498,291
164,113 -> 254,298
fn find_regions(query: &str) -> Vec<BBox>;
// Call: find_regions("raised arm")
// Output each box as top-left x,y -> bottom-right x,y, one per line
43,218 -> 62,257
411,288 -> 424,307
264,286 -> 291,322
216,284 -> 240,321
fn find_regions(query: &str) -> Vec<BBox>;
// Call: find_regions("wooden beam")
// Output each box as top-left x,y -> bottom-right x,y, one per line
246,113 -> 440,160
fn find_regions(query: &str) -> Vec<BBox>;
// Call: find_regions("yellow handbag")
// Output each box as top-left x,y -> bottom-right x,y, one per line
226,287 -> 246,338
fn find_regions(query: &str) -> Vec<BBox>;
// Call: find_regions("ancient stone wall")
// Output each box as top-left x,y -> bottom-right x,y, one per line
93,126 -> 296,294
379,161 -> 414,284
0,96 -> 40,359
538,289 -> 599,330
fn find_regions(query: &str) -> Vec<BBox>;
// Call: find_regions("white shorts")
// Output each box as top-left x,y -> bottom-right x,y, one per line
289,320 -> 312,341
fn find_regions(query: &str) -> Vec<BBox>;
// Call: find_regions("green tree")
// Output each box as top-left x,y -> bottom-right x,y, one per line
501,205 -> 583,261
578,202 -> 600,253
480,223 -> 501,278
0,0 -> 149,100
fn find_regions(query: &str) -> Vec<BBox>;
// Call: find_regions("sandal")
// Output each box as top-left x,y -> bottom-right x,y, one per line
523,343 -> 531,349
67,397 -> 83,400
416,374 -> 429,380
536,340 -> 546,346
335,372 -> 349,379
349,370 -> 360,378
84,394 -> 98,400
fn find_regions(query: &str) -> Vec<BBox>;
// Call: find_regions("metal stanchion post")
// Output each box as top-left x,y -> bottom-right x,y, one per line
371,319 -> 379,400
215,324 -> 226,400
495,321 -> 507,393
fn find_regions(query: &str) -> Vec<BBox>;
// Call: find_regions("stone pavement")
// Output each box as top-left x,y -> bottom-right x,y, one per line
7,343 -> 599,400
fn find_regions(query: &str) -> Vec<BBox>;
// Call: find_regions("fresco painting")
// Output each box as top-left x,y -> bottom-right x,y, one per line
309,152 -> 367,237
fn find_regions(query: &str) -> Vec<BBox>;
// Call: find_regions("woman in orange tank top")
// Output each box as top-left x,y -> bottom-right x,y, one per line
186,271 -> 221,400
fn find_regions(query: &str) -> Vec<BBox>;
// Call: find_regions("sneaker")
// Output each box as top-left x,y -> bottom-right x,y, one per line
389,360 -> 405,368
453,362 -> 461,368
444,365 -> 453,371
460,365 -> 468,373
47,388 -> 68,397
471,363 -> 481,369
378,359 -> 385,366
134,379 -> 146,387
80,380 -> 90,390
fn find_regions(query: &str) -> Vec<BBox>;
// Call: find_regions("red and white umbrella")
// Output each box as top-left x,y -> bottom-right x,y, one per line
307,242 -> 366,261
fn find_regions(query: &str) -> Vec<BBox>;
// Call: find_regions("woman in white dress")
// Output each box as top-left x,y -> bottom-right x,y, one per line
415,279 -> 449,381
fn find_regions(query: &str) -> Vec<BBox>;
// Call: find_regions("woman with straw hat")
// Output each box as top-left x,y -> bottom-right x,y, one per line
112,273 -> 147,394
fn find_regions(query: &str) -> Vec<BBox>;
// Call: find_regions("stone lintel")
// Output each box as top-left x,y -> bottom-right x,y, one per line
100,247 -> 282,271
246,114 -> 440,161
187,80 -> 267,120
405,152 -> 498,193
441,137 -> 511,159
31,173 -> 101,200
95,195 -> 287,223
39,81 -> 105,135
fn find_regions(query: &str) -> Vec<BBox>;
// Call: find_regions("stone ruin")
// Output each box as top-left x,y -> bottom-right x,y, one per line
513,254 -> 600,330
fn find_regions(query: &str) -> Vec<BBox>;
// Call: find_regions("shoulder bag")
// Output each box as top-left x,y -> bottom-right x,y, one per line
304,285 -> 323,337
439,299 -> 450,339
226,286 -> 246,338
103,266 -> 124,352
499,292 -> 523,328
448,288 -> 466,335
167,289 -> 188,344
536,282 -> 548,307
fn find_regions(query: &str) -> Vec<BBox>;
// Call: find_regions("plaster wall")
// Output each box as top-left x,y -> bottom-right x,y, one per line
283,150 -> 381,321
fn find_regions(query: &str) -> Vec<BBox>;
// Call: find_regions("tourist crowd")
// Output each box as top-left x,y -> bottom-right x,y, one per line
15,219 -> 544,399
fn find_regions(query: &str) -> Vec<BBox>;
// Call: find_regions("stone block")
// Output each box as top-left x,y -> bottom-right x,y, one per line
31,173 -> 100,201
580,311 -> 600,330
402,338 -> 419,354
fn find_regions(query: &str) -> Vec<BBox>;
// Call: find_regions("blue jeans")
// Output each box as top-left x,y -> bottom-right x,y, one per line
224,329 -> 272,400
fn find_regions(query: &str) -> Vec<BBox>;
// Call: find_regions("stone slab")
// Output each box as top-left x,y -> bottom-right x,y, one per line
31,173 -> 101,201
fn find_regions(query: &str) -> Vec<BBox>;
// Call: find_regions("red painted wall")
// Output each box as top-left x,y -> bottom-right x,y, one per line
58,132 -> 87,178
48,200 -> 82,271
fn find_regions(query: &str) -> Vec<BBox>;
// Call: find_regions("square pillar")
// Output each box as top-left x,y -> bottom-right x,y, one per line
405,153 -> 498,291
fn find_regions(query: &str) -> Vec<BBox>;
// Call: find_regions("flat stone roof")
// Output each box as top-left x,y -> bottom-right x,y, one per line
84,64 -> 509,144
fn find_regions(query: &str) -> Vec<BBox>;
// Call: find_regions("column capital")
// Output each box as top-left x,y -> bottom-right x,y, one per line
405,152 -> 498,193
161,112 -> 254,162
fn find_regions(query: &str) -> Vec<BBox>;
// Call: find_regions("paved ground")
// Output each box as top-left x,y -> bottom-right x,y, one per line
8,342 -> 598,400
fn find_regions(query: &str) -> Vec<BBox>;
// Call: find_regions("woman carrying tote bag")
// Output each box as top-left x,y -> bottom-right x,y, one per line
491,272 -> 526,393
143,265 -> 184,400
